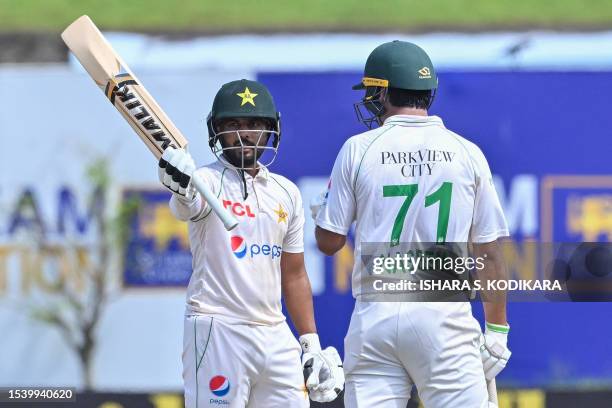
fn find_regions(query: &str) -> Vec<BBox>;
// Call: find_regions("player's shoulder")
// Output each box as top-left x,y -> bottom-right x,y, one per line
196,160 -> 220,173
347,124 -> 390,146
196,160 -> 230,178
339,125 -> 390,160
192,161 -> 234,192
267,171 -> 301,201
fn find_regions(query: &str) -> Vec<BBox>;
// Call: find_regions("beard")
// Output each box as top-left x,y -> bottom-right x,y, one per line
221,142 -> 264,169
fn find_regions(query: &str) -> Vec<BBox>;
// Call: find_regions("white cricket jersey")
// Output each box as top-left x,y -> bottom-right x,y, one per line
170,160 -> 305,325
316,115 -> 509,298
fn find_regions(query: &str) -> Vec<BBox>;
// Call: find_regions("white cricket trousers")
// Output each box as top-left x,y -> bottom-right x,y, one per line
183,315 -> 309,408
344,301 -> 488,408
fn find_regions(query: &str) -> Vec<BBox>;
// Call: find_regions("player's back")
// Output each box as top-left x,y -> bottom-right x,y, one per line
352,115 -> 481,245
318,114 -> 507,298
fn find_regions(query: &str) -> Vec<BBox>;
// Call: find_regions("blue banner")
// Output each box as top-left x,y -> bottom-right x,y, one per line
259,70 -> 612,386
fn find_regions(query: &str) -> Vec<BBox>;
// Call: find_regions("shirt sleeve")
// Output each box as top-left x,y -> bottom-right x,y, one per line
283,185 -> 305,253
169,194 -> 206,221
315,139 -> 356,235
470,149 -> 510,243
169,168 -> 209,222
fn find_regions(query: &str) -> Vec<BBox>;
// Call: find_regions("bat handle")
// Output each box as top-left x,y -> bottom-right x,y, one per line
192,174 -> 239,231
487,378 -> 498,407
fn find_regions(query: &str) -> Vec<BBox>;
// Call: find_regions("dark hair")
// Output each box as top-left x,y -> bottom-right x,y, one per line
387,87 -> 433,110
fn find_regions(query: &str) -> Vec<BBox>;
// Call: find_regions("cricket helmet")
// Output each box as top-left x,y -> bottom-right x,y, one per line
353,40 -> 438,128
207,79 -> 281,170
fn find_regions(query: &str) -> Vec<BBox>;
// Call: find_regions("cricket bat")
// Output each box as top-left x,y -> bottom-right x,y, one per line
61,15 -> 238,231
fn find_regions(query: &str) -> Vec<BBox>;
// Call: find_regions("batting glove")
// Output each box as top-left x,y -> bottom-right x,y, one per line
480,322 -> 511,380
300,333 -> 344,402
158,147 -> 196,200
309,190 -> 327,220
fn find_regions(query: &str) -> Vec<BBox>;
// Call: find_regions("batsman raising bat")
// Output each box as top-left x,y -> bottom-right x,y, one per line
159,79 -> 344,407
61,16 -> 341,406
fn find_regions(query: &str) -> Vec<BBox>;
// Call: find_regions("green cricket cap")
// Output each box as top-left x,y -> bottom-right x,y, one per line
353,40 -> 438,91
211,79 -> 278,121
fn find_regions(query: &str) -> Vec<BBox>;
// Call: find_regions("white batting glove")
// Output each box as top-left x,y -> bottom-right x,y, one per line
309,190 -> 327,220
300,333 -> 344,402
158,147 -> 196,200
480,322 -> 511,380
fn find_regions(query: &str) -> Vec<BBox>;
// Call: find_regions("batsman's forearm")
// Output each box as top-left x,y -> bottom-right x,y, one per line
474,240 -> 508,325
483,301 -> 507,326
282,270 -> 317,336
480,255 -> 508,325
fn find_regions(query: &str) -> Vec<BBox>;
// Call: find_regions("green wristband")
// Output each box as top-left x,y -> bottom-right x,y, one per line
486,322 -> 510,334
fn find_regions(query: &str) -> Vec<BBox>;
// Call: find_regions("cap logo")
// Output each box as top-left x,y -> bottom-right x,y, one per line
418,67 -> 432,79
236,87 -> 258,107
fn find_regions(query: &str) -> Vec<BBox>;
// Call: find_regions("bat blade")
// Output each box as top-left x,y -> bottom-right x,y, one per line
61,15 -> 122,87
61,15 -> 238,231
61,15 -> 187,159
